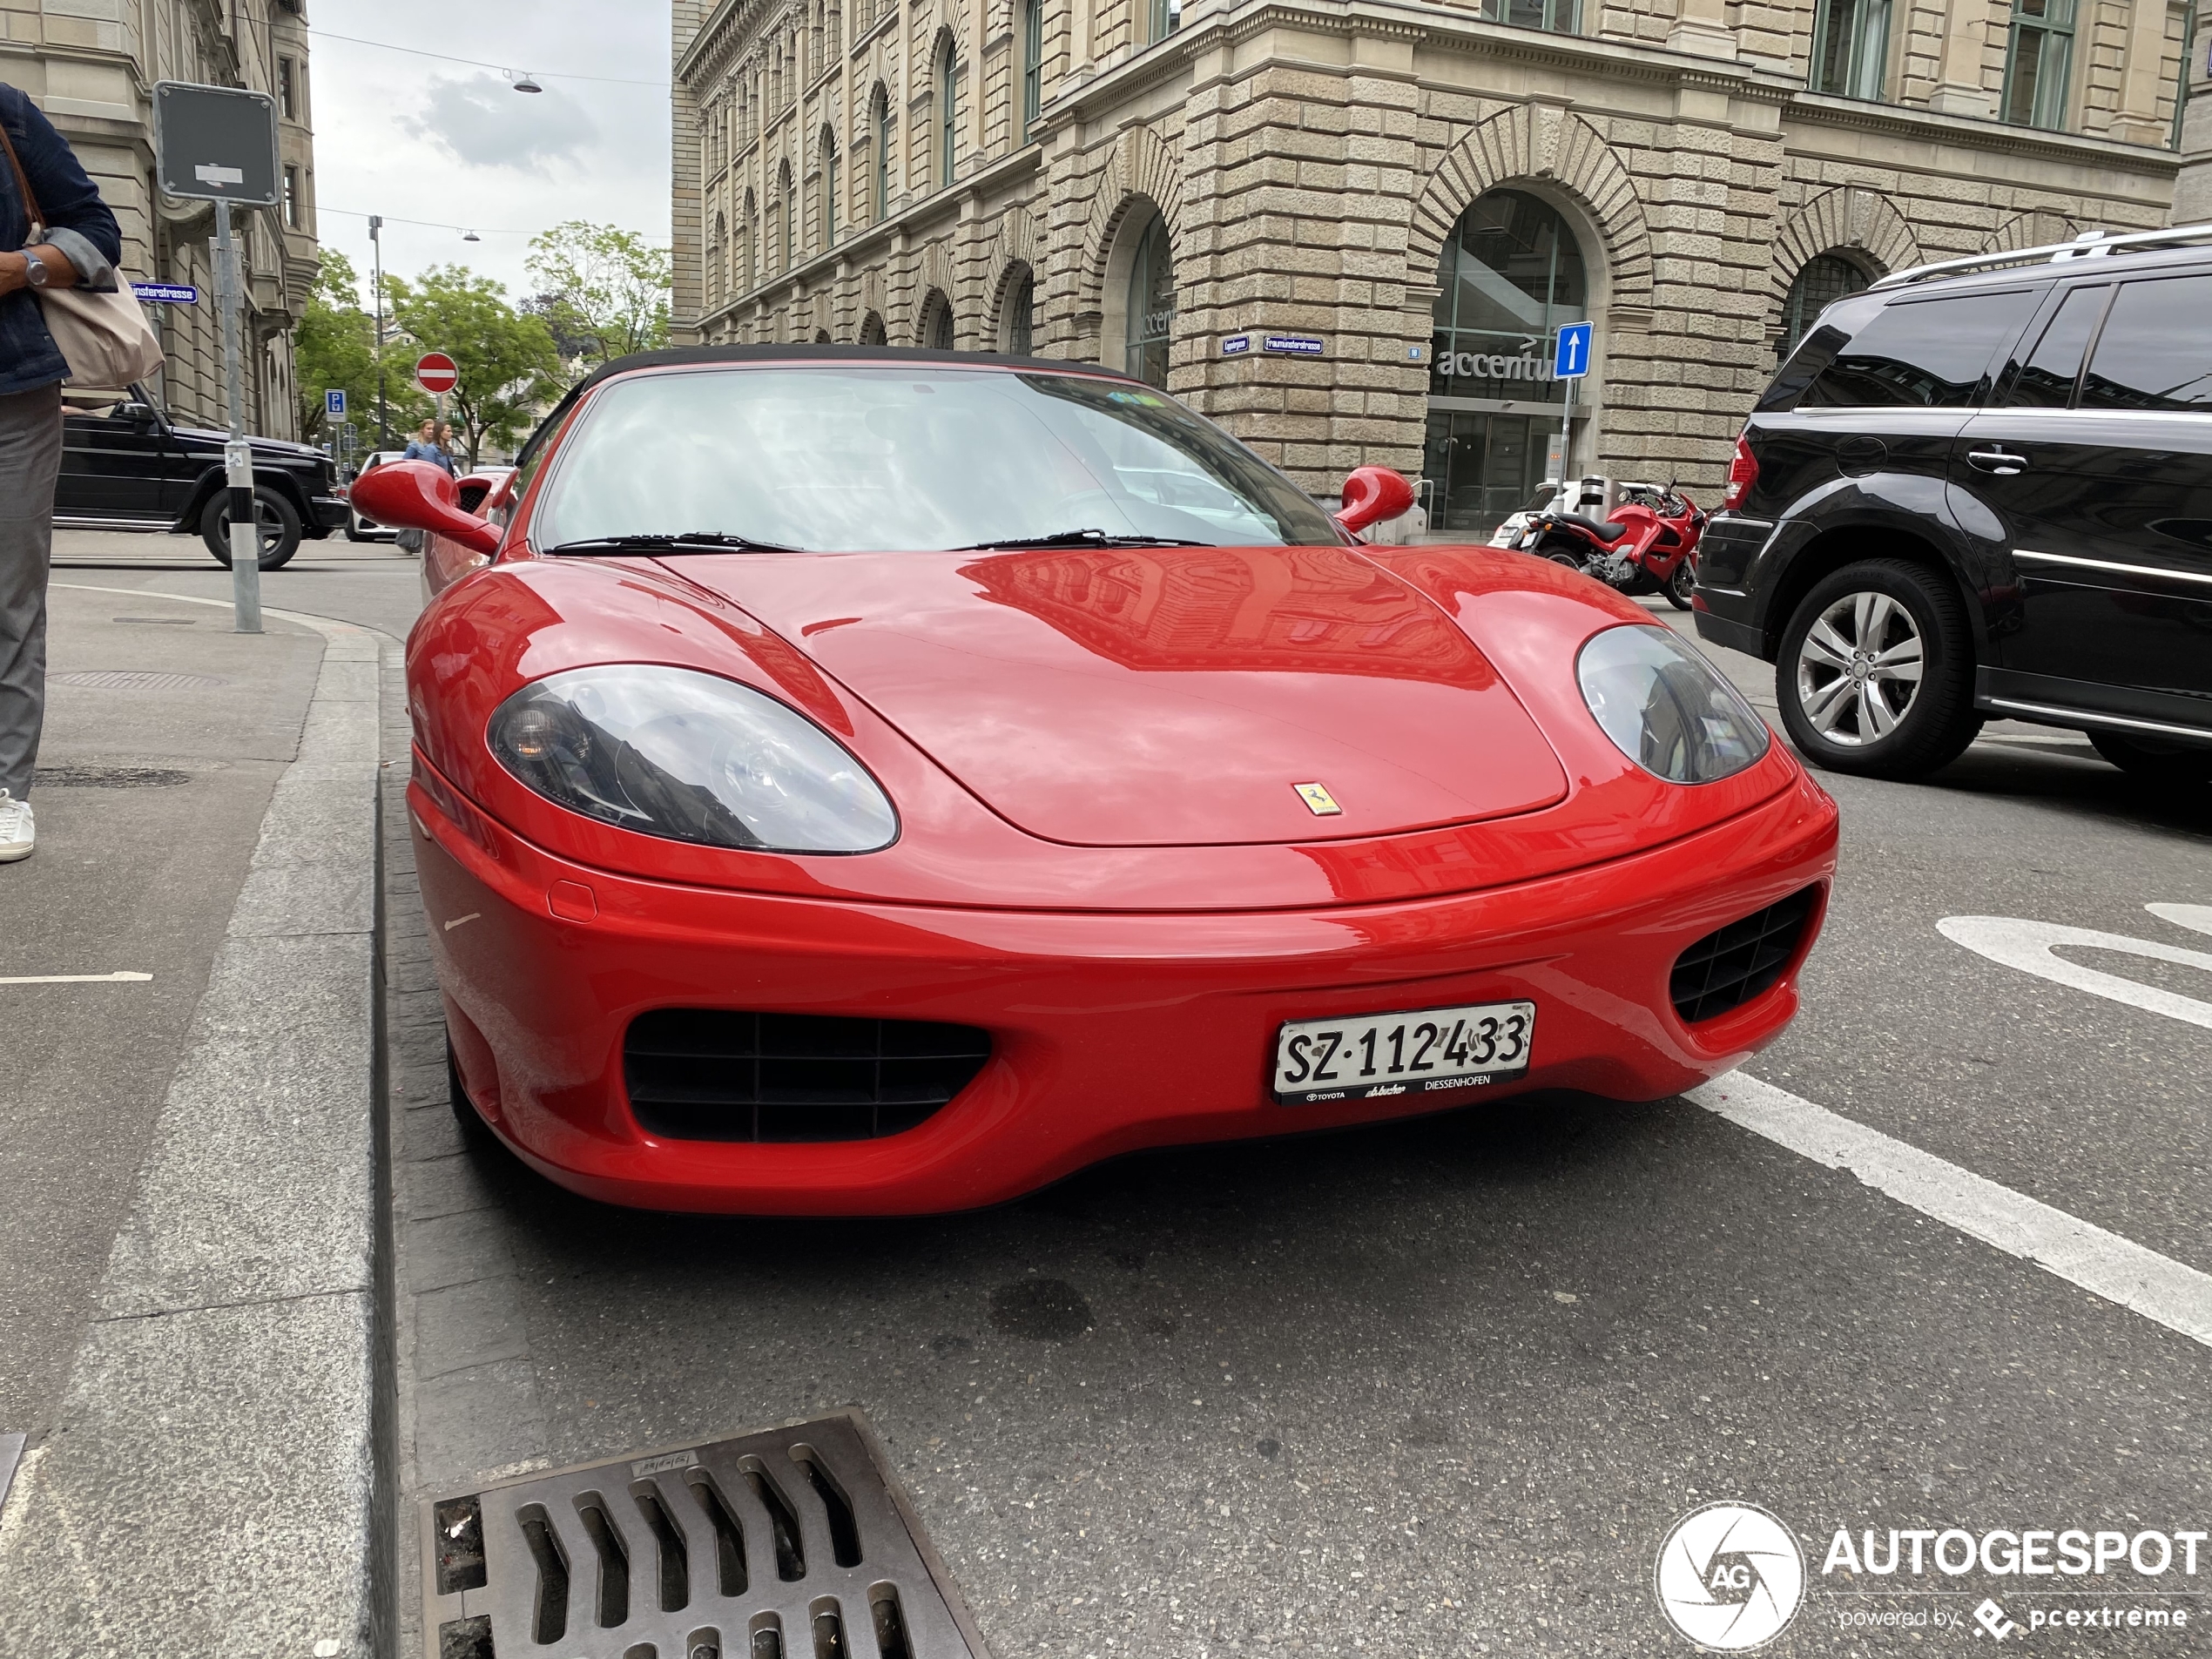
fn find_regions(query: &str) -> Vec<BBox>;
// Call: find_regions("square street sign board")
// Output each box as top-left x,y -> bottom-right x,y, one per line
153,81 -> 279,206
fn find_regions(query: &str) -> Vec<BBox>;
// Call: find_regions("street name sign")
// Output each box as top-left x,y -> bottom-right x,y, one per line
1552,321 -> 1595,380
132,281 -> 199,305
415,353 -> 459,395
152,82 -> 280,206
1263,334 -> 1325,357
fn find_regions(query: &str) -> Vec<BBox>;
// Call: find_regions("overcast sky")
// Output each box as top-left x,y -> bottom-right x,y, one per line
307,0 -> 671,306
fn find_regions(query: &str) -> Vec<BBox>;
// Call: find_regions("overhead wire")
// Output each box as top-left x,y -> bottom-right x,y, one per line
306,29 -> 670,87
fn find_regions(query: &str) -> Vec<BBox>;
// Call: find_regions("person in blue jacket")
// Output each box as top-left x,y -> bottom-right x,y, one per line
0,81 -> 123,865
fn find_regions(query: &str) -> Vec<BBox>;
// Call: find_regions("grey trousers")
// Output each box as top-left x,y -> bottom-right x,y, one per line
0,382 -> 62,801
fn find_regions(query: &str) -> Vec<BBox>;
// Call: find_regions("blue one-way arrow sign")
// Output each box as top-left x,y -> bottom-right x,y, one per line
1552,320 -> 1594,379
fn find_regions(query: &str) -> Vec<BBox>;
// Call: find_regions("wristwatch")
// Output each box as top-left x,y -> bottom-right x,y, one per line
22,252 -> 51,288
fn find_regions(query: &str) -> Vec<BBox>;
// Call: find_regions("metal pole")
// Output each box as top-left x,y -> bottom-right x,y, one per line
1557,368 -> 1575,492
212,205 -> 261,634
370,213 -> 388,448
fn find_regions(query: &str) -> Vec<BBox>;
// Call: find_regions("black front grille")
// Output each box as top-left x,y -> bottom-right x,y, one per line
1670,886 -> 1820,1024
624,1009 -> 991,1143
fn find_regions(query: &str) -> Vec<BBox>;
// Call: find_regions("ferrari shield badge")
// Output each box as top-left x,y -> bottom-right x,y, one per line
1293,782 -> 1342,816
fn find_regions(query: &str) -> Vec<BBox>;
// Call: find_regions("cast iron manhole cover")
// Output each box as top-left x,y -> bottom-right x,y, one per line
50,671 -> 224,691
421,1410 -> 986,1658
31,765 -> 191,788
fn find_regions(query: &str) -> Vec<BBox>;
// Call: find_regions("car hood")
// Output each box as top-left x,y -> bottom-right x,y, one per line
664,544 -> 1569,848
171,422 -> 323,461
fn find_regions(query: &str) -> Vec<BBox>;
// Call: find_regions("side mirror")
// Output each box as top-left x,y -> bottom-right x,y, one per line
350,460 -> 502,556
1333,466 -> 1416,535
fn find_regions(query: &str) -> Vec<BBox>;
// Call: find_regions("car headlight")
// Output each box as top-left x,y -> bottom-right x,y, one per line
1576,625 -> 1770,784
487,665 -> 898,853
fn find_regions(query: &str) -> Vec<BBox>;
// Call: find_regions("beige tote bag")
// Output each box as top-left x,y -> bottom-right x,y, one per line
0,116 -> 165,391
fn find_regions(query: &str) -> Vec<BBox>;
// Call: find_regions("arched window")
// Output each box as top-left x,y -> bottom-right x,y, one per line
820,125 -> 839,246
743,188 -> 757,288
1779,252 -> 1871,361
936,35 -> 957,188
1021,0 -> 1043,142
1124,215 -> 1174,387
811,1 -> 826,76
1425,187 -> 1589,534
779,160 -> 795,267
1000,264 -> 1036,354
921,287 -> 954,349
709,210 -> 726,308
860,310 -> 887,345
873,84 -> 892,220
815,327 -> 832,342
827,0 -> 841,57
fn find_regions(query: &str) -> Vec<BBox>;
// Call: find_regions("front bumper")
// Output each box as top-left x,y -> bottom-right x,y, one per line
411,764 -> 1838,1215
309,493 -> 351,532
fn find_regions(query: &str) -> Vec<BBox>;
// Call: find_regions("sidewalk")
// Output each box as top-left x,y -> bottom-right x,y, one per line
0,577 -> 392,1656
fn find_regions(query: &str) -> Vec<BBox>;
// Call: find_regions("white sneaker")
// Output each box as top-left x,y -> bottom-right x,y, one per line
0,792 -> 32,862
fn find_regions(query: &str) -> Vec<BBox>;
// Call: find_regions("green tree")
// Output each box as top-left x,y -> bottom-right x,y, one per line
525,220 -> 672,367
295,251 -> 425,450
383,266 -> 563,469
294,251 -> 370,445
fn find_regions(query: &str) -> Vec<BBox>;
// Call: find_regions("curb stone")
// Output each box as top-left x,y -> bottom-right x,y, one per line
0,593 -> 396,1658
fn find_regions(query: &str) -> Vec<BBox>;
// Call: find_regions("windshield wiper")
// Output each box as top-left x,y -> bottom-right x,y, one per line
954,529 -> 1217,550
543,532 -> 801,556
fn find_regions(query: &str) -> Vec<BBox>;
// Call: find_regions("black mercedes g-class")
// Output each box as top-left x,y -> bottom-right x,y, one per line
1696,223 -> 2212,787
51,384 -> 349,570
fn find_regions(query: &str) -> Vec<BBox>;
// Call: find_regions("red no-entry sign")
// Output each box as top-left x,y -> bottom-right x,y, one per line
415,352 -> 458,395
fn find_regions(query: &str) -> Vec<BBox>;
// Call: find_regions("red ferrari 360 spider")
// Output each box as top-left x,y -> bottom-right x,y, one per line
355,345 -> 1837,1215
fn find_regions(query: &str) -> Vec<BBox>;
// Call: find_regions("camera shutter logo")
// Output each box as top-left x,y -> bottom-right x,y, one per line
1654,1501 -> 1805,1650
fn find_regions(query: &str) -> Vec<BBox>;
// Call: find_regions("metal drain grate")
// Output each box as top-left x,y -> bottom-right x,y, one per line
32,765 -> 192,789
421,1411 -> 987,1659
50,670 -> 225,691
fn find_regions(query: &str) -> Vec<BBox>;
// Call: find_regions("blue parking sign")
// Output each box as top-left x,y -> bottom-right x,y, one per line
325,388 -> 347,417
1552,321 -> 1594,380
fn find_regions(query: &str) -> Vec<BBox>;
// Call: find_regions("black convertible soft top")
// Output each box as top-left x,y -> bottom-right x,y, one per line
514,343 -> 1138,475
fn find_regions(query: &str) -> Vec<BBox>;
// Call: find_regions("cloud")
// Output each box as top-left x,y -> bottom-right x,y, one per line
419,73 -> 598,174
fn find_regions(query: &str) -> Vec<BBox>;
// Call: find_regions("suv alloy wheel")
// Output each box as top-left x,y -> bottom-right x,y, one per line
202,486 -> 304,571
1777,558 -> 1980,779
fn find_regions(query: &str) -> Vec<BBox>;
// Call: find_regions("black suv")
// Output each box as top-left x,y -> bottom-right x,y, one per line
51,384 -> 349,570
1696,224 -> 2212,787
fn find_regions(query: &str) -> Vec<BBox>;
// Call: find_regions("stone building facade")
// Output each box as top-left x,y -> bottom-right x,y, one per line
672,0 -> 2188,533
3,0 -> 320,437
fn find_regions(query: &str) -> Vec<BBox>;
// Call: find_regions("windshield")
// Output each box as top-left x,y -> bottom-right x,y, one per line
530,366 -> 1343,552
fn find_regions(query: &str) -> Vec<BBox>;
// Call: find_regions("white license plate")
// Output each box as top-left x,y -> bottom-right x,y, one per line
1271,1001 -> 1535,1105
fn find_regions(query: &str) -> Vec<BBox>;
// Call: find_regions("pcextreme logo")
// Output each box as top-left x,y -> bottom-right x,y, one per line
1655,1501 -> 1807,1651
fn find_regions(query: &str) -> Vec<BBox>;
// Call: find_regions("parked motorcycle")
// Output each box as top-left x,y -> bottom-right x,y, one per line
1509,480 -> 1706,610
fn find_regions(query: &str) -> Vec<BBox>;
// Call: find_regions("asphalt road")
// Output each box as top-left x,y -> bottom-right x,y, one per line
379,565 -> 2209,1658
42,532 -> 2209,1656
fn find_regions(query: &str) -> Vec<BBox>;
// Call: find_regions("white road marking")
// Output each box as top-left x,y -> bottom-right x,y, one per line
1689,1071 -> 2212,1350
442,913 -> 480,931
1938,914 -> 2212,1031
2148,902 -> 2212,939
0,972 -> 152,985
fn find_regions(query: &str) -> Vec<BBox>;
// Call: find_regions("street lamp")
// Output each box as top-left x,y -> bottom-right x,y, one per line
368,212 -> 388,448
511,72 -> 543,93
